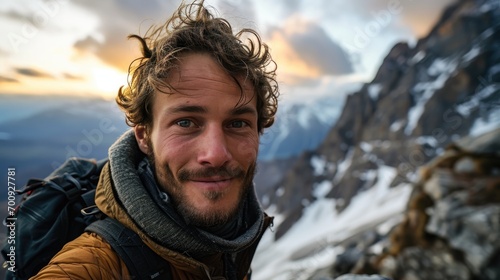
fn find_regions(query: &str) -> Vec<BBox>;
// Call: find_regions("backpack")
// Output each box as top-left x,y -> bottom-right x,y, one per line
1,157 -> 171,279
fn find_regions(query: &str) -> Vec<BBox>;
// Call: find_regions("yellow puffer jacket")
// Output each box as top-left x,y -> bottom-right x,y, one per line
31,232 -> 254,279
30,232 -> 129,279
31,162 -> 272,280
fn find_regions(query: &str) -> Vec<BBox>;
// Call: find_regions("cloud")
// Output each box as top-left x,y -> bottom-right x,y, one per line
0,10 -> 32,23
340,0 -> 456,37
396,0 -> 456,37
0,47 -> 8,56
15,67 -> 53,78
287,23 -> 353,75
63,73 -> 84,80
73,36 -> 100,53
0,76 -> 19,83
71,0 -> 182,72
267,18 -> 353,86
74,32 -> 140,72
0,5 -> 66,33
216,0 -> 257,27
280,0 -> 301,15
69,0 -> 355,80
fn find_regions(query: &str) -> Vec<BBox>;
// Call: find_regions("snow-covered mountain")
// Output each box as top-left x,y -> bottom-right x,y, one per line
253,0 -> 500,279
258,97 -> 343,161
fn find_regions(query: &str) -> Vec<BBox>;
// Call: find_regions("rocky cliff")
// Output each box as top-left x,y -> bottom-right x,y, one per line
260,0 -> 500,243
333,128 -> 500,280
255,0 -> 500,279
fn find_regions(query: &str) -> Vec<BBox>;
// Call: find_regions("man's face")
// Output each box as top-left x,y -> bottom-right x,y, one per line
134,53 -> 259,228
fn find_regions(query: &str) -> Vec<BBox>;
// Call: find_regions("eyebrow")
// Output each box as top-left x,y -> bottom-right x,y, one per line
167,104 -> 257,116
231,105 -> 257,116
168,105 -> 207,114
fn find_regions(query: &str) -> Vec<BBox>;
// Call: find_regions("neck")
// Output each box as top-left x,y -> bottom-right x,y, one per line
200,196 -> 248,239
138,157 -> 249,239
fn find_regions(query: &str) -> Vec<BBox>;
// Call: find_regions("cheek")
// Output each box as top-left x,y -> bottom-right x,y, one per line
234,137 -> 259,165
153,135 -> 192,168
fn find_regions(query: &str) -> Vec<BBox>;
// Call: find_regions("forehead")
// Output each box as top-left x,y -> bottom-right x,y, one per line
165,52 -> 255,96
151,52 -> 257,115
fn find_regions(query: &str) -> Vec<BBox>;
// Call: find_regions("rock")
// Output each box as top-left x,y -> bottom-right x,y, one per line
426,196 -> 500,275
423,169 -> 467,200
391,244 -> 470,280
377,129 -> 500,280
333,245 -> 364,277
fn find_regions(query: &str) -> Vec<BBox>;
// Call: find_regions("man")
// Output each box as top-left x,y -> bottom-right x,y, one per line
32,1 -> 278,279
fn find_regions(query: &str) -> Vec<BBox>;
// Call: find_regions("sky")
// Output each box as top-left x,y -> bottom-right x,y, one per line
0,0 -> 455,102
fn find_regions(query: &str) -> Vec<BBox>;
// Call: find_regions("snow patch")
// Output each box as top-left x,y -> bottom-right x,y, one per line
276,187 -> 285,197
297,109 -> 312,129
369,241 -> 386,255
470,107 -> 500,137
488,64 -> 500,81
463,46 -> 481,62
456,84 -> 499,116
263,117 -> 291,159
390,120 -> 404,132
358,169 -> 378,189
313,181 -> 333,199
333,148 -> 354,184
360,142 -> 373,153
311,155 -> 327,176
405,58 -> 458,135
427,58 -> 452,76
415,136 -> 439,147
315,102 -> 343,125
479,0 -> 500,12
360,140 -> 392,163
368,84 -> 382,100
410,50 -> 426,65
376,213 -> 405,235
310,155 -> 336,176
264,204 -> 285,226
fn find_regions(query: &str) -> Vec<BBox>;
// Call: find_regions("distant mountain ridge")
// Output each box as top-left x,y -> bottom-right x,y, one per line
259,97 -> 343,161
0,97 -> 129,200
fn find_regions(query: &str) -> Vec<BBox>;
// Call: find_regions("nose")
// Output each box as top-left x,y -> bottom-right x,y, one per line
197,124 -> 232,167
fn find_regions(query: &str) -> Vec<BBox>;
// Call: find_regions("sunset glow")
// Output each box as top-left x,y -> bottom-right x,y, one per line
0,0 -> 455,100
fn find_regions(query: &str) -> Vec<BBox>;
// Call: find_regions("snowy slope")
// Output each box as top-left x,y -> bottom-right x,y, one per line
253,166 -> 413,280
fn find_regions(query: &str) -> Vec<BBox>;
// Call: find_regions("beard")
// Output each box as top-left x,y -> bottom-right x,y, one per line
146,140 -> 256,228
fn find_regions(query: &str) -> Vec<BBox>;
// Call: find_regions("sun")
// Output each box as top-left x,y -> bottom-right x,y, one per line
90,67 -> 128,99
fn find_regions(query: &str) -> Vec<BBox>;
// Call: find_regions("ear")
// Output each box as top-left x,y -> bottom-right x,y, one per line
134,125 -> 150,155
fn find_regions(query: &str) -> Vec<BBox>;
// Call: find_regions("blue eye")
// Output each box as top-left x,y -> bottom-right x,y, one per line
176,119 -> 193,128
230,120 -> 246,128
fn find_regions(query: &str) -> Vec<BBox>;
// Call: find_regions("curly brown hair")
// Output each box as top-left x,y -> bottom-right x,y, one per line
116,0 -> 279,134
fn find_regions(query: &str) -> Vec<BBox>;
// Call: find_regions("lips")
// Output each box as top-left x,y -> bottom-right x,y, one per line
193,176 -> 231,182
190,177 -> 232,191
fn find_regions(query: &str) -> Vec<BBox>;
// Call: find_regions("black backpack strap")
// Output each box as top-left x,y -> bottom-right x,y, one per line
86,218 -> 172,280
